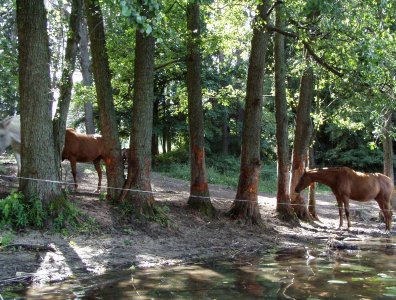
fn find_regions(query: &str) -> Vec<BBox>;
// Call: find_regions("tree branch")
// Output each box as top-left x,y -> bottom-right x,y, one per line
266,24 -> 343,77
266,0 -> 283,18
154,57 -> 185,71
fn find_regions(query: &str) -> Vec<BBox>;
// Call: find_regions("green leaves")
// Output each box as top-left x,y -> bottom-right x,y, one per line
119,0 -> 162,35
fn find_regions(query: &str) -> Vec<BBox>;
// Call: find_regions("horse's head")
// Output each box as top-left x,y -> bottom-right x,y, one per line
295,170 -> 310,193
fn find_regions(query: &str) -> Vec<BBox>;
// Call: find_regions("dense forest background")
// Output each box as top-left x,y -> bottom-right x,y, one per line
0,0 -> 395,223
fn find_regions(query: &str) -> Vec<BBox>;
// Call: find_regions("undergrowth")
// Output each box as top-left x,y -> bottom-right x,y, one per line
154,152 -> 332,194
117,200 -> 171,227
0,191 -> 98,235
154,154 -> 278,193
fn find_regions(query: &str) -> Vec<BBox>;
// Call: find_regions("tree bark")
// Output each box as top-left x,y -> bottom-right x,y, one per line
221,114 -> 230,155
120,29 -> 156,215
307,147 -> 318,219
289,62 -> 314,221
186,0 -> 215,217
274,1 -> 295,219
16,0 -> 62,204
227,0 -> 270,225
152,97 -> 160,157
79,14 -> 95,134
84,0 -> 124,200
53,0 -> 82,162
382,111 -> 395,210
383,111 -> 394,182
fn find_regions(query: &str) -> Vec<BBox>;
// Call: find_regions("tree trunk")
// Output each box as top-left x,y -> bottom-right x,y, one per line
221,115 -> 230,155
53,0 -> 82,162
382,111 -> 395,210
274,1 -> 295,220
120,29 -> 156,216
307,147 -> 318,219
227,0 -> 270,225
84,0 -> 124,200
219,51 -> 230,155
383,111 -> 394,182
16,0 -> 62,204
162,96 -> 171,154
290,62 -> 314,221
152,98 -> 159,157
186,0 -> 215,217
79,14 -> 95,134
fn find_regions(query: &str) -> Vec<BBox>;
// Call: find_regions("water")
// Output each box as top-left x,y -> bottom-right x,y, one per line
2,238 -> 396,299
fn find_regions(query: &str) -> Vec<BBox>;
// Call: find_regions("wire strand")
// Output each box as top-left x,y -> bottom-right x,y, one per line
0,173 -> 393,212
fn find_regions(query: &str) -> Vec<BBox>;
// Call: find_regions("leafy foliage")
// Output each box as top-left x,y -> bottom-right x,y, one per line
0,0 -> 19,117
0,191 -> 98,234
0,192 -> 45,229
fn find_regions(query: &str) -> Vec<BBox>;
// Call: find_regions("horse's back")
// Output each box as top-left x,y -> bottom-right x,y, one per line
62,129 -> 104,162
346,169 -> 393,201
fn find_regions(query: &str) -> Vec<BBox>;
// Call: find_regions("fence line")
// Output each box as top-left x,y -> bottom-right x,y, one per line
0,173 -> 391,212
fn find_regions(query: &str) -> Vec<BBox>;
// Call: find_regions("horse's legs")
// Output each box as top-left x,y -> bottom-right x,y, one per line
93,159 -> 102,193
11,142 -> 21,176
344,200 -> 351,229
14,152 -> 21,176
376,197 -> 392,231
335,196 -> 344,228
70,159 -> 78,190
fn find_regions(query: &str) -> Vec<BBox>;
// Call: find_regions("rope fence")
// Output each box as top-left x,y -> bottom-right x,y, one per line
0,173 -> 393,212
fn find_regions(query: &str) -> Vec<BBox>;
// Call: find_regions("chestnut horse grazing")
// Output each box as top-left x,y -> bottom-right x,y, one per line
295,167 -> 393,231
62,129 -> 105,192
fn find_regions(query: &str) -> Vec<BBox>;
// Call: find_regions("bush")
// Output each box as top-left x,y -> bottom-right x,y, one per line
0,192 -> 45,229
153,148 -> 190,166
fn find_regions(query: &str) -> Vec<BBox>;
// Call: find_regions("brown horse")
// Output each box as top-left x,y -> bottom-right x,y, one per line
295,167 -> 393,231
62,129 -> 105,192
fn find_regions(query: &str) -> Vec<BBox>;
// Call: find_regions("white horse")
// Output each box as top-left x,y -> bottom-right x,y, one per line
0,115 -> 21,174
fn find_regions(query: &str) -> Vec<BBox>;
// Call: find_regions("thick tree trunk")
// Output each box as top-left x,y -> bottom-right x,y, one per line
274,1 -> 295,219
79,15 -> 95,134
227,0 -> 270,225
290,64 -> 314,221
53,0 -> 82,161
16,0 -> 62,204
84,0 -> 124,200
120,30 -> 156,216
186,0 -> 215,217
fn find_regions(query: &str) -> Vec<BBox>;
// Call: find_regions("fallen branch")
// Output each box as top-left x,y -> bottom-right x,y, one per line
0,274 -> 33,286
2,243 -> 56,252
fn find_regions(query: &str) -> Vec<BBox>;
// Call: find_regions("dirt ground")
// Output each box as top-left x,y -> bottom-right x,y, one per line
0,155 -> 394,287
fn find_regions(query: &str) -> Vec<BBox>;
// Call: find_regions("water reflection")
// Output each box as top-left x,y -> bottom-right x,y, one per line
3,238 -> 396,299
